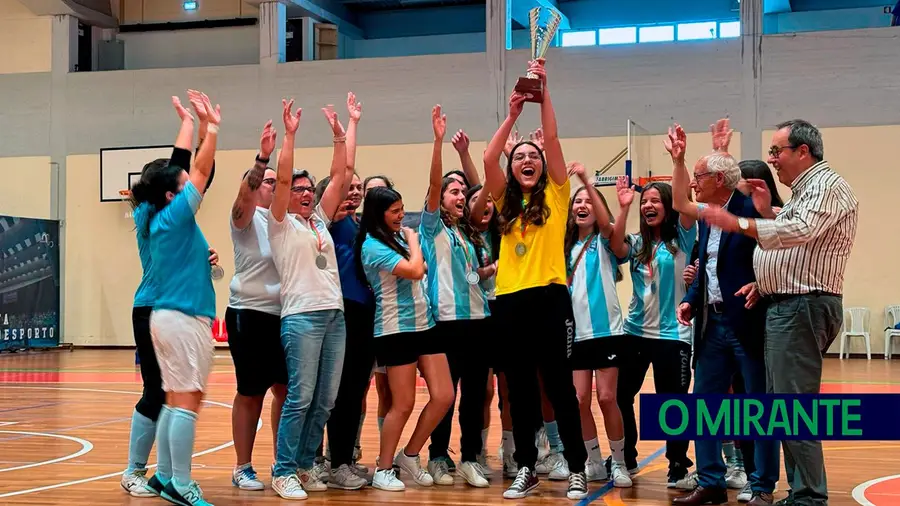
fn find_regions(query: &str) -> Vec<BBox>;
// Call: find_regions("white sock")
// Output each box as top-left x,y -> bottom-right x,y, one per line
502,430 -> 515,456
609,438 -> 626,465
585,437 -> 603,463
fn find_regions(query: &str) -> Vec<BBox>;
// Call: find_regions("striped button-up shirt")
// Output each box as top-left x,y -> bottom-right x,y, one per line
752,161 -> 858,296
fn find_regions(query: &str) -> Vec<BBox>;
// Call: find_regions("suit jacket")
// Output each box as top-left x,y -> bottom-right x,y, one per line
683,190 -> 766,360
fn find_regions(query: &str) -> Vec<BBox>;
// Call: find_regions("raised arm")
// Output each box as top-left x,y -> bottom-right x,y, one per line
425,105 -> 447,213
271,99 -> 301,222
345,92 -> 360,173
528,59 -> 566,186
451,129 -> 480,187
392,227 -> 426,280
608,176 -> 634,259
186,93 -> 219,194
232,121 -> 275,229
317,105 -> 349,219
666,124 -> 698,230
711,117 -> 733,153
482,91 -> 527,204
571,161 -> 614,238
171,96 -> 194,153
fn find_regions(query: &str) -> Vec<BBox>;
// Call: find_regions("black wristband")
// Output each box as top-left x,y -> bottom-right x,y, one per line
256,154 -> 270,164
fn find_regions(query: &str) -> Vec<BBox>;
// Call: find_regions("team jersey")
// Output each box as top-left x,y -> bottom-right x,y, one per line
418,208 -> 490,321
149,181 -> 216,319
132,203 -> 156,308
622,222 -> 697,344
361,232 -> 435,337
228,206 -> 281,316
479,231 -> 496,301
568,234 -> 627,342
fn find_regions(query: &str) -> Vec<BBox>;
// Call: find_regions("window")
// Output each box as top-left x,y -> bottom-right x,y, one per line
719,21 -> 740,38
677,21 -> 717,40
599,27 -> 637,45
639,25 -> 675,43
561,30 -> 597,47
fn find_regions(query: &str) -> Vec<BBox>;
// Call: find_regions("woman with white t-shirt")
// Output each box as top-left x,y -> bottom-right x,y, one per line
224,120 -> 287,491
268,98 -> 354,500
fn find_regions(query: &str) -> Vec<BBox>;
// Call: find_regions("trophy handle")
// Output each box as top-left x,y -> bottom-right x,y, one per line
514,76 -> 544,103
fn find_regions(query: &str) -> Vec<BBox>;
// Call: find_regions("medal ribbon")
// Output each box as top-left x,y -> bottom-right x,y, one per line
567,233 -> 596,287
309,218 -> 324,254
519,197 -> 529,241
452,226 -> 476,273
646,241 -> 663,282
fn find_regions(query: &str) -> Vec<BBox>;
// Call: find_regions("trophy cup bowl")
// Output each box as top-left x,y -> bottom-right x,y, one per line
514,7 -> 562,103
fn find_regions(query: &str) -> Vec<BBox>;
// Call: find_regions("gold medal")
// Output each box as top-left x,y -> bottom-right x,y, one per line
515,242 -> 527,256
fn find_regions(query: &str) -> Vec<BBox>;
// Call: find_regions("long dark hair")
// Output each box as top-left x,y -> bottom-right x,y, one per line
129,158 -> 184,234
739,160 -> 784,208
498,141 -> 550,235
635,182 -> 681,265
354,186 -> 408,285
463,184 -> 500,266
363,175 -> 393,193
564,187 -> 622,282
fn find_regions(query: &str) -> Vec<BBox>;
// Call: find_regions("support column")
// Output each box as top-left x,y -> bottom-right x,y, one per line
300,17 -> 316,61
50,14 -> 77,344
486,0 -> 508,130
739,0 -> 763,160
259,1 -> 287,69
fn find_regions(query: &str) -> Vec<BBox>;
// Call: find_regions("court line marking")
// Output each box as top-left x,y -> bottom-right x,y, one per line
0,385 -> 258,499
578,445 -> 666,505
0,422 -> 19,427
0,431 -> 93,473
0,417 -> 132,442
0,402 -> 63,414
852,474 -> 900,506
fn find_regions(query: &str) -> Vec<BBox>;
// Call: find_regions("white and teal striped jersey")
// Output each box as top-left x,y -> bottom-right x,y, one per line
568,234 -> 627,342
479,231 -> 496,301
418,209 -> 490,321
361,233 -> 435,338
622,222 -> 697,344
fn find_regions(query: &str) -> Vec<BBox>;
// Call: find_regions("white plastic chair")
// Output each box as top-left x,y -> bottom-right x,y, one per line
884,305 -> 900,359
839,307 -> 870,360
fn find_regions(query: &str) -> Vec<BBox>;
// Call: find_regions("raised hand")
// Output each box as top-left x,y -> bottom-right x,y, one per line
664,124 -> 686,163
528,58 -> 547,86
745,178 -> 773,217
616,175 -> 635,207
259,120 -> 276,158
504,129 -> 524,157
698,205 -> 738,232
347,92 -> 362,123
172,96 -> 193,122
201,93 -> 221,126
509,90 -> 527,118
282,99 -> 301,134
452,129 -> 469,153
567,161 -> 586,181
322,104 -> 346,137
432,104 -> 447,141
530,127 -> 544,151
711,117 -> 733,153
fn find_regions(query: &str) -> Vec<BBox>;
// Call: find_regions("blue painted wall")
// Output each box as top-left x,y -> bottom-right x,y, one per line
791,0 -> 891,11
556,0 -> 738,29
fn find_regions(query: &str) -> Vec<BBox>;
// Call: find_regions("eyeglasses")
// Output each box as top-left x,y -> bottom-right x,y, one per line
693,171 -> 714,180
768,145 -> 796,157
291,186 -> 314,194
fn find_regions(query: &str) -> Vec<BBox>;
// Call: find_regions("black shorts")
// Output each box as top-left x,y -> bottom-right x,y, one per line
570,335 -> 628,371
225,307 -> 288,396
375,326 -> 443,368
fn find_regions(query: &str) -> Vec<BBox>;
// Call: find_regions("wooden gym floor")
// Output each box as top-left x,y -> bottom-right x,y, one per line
0,349 -> 898,505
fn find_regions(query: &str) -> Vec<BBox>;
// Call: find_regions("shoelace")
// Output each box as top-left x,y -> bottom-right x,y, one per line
511,468 -> 531,490
569,473 -> 586,490
282,475 -> 303,492
471,462 -> 488,476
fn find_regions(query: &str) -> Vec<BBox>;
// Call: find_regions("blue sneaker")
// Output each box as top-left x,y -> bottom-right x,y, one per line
232,464 -> 264,491
161,480 -> 213,506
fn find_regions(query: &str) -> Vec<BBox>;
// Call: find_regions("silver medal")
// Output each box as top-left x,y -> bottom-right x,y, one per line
466,271 -> 480,285
211,265 -> 224,280
515,242 -> 527,257
315,254 -> 327,270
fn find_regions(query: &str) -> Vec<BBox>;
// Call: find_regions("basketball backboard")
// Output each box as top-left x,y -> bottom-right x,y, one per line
100,145 -> 173,202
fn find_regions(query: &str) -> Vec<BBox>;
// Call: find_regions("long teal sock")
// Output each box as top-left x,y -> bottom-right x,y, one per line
544,420 -> 564,452
154,406 -> 173,482
126,409 -> 157,473
168,407 -> 199,492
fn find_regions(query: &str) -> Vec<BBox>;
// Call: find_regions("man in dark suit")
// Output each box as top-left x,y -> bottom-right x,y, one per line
665,121 -> 779,506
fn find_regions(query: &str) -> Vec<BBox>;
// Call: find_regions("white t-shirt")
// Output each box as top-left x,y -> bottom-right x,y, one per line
268,204 -> 344,318
228,206 -> 282,316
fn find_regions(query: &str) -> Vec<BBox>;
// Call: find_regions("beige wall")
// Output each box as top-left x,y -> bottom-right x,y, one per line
0,156 -> 54,219
0,0 -> 51,74
121,0 -> 258,24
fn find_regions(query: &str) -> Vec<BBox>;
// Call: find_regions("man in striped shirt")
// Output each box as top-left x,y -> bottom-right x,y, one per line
701,119 -> 859,506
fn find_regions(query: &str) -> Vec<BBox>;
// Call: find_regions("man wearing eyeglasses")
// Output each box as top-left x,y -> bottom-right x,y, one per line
700,119 -> 859,506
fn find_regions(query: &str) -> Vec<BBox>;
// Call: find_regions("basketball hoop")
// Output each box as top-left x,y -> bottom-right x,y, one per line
119,189 -> 131,198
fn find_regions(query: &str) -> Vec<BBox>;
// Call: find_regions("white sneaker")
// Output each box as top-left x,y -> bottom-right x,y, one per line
272,474 -> 308,500
232,464 -> 265,491
121,469 -> 156,497
585,459 -> 608,482
298,467 -> 327,492
328,464 -> 367,490
672,470 -> 698,490
536,452 -> 569,480
427,458 -> 454,486
610,462 -> 633,488
476,451 -> 494,477
737,482 -> 752,502
726,464 -> 748,489
500,447 -> 518,478
457,461 -> 490,488
373,468 -> 405,491
394,449 -> 434,487
535,428 -> 551,461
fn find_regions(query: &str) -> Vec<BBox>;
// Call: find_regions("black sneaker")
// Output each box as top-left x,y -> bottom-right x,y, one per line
145,474 -> 167,496
667,462 -> 689,488
503,466 -> 539,499
566,471 -> 588,500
